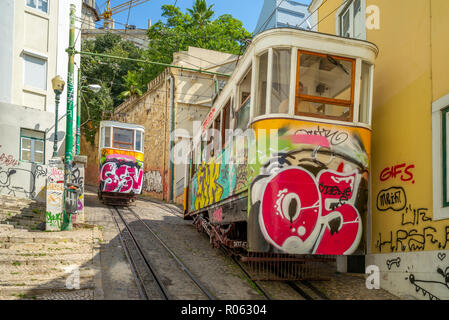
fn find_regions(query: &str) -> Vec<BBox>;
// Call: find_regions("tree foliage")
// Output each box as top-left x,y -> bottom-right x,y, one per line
80,0 -> 250,145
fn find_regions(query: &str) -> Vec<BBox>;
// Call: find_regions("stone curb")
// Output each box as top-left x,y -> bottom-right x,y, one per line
92,230 -> 104,300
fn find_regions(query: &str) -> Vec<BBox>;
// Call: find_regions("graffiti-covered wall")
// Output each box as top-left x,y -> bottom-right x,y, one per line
248,119 -> 371,256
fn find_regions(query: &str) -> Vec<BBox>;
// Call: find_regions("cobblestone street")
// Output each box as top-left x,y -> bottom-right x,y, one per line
0,187 -> 403,301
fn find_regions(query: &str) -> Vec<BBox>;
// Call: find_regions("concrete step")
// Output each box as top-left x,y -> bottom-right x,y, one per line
0,269 -> 95,283
0,229 -> 97,244
0,264 -> 95,277
0,242 -> 93,252
0,253 -> 93,267
0,224 -> 15,231
0,289 -> 94,300
0,247 -> 93,257
0,280 -> 94,296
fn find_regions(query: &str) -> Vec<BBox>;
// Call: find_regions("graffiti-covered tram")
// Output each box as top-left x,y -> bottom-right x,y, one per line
183,28 -> 378,277
98,121 -> 145,205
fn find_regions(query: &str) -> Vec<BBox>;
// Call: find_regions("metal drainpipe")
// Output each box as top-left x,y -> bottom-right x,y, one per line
169,74 -> 175,202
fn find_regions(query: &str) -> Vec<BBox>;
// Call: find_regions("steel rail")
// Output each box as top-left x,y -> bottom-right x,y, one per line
109,207 -> 148,300
127,207 -> 216,300
219,247 -> 271,300
112,206 -> 171,300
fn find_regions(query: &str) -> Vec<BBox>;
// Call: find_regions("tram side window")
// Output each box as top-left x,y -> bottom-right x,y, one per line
235,98 -> 250,131
271,48 -> 291,114
296,51 -> 355,121
222,99 -> 231,148
213,115 -> 221,156
359,62 -> 372,124
113,127 -> 134,150
135,131 -> 143,152
255,52 -> 268,117
104,127 -> 111,147
235,68 -> 252,130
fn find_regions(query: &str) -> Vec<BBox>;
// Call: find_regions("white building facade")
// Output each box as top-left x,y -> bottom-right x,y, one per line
0,0 -> 81,201
254,0 -> 315,35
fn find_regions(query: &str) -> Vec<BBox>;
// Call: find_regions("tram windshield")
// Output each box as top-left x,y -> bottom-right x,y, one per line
296,51 -> 355,121
100,124 -> 144,153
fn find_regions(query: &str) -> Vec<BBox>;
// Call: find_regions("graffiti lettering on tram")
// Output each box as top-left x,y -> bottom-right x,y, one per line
100,159 -> 143,194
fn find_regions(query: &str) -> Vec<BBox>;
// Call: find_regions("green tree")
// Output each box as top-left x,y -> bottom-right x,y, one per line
80,34 -> 147,144
118,71 -> 143,100
145,2 -> 251,81
187,0 -> 214,28
80,1 -> 250,145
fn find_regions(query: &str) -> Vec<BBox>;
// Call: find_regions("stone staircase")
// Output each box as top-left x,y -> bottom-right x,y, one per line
0,224 -> 103,300
0,195 -> 46,230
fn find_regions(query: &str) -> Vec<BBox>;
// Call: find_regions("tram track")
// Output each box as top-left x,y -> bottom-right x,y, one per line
110,206 -> 170,300
287,280 -> 330,300
110,205 -> 216,300
224,250 -> 272,300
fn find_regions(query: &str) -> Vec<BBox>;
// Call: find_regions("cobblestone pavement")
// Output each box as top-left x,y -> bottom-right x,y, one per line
306,273 -> 401,300
83,186 -> 140,300
82,187 -> 401,300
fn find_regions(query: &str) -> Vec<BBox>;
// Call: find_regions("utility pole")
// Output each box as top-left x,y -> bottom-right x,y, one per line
62,4 -> 76,231
76,68 -> 81,155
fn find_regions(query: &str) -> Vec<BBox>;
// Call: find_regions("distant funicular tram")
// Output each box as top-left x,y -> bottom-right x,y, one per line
98,121 -> 145,206
184,28 -> 378,280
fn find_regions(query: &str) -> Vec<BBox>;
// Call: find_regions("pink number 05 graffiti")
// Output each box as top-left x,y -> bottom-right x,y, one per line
100,162 -> 143,194
259,167 -> 361,255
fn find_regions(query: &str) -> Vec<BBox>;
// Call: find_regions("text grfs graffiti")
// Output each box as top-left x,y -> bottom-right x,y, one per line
100,158 -> 143,194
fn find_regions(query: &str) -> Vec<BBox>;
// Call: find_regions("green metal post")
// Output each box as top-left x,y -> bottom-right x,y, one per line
52,91 -> 61,157
62,4 -> 76,231
76,68 -> 81,155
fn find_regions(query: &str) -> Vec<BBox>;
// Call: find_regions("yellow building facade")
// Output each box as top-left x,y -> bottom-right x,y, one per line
309,0 -> 449,299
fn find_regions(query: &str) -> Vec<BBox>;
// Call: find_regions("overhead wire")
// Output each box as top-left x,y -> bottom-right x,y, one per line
253,0 -> 286,36
311,0 -> 351,30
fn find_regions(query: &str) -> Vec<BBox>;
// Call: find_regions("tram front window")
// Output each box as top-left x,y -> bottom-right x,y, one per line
296,51 -> 355,121
271,48 -> 291,114
113,127 -> 134,150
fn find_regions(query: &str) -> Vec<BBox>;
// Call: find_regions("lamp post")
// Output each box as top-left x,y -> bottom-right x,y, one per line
51,76 -> 65,158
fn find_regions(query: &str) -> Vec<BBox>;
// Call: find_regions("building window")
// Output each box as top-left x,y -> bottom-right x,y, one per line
338,0 -> 365,40
442,106 -> 449,208
23,54 -> 47,91
432,93 -> 449,220
20,128 -> 45,164
26,0 -> 49,13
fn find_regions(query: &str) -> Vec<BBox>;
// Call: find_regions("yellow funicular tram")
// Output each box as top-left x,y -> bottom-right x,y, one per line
184,28 -> 377,279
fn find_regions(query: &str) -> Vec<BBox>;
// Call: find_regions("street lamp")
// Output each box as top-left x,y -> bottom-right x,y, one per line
87,84 -> 101,93
51,75 -> 65,158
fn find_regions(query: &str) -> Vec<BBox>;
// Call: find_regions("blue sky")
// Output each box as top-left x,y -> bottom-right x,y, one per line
97,0 -> 312,33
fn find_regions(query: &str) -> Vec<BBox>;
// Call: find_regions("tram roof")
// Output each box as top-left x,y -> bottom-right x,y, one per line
192,27 -> 378,144
252,27 -> 379,57
100,120 -> 145,131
